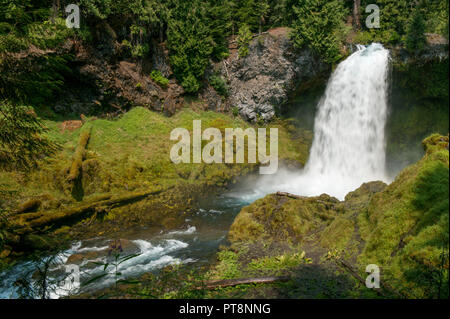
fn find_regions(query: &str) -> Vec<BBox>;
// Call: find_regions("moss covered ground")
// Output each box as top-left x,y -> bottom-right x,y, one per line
223,134 -> 449,299
0,105 -> 309,266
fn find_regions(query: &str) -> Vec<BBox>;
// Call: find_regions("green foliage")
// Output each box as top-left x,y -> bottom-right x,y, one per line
210,246 -> 309,282
394,59 -> 449,100
0,52 -> 73,105
150,70 -> 170,88
246,251 -> 310,276
290,0 -> 347,64
167,1 -> 214,93
405,9 -> 427,53
359,0 -> 449,45
228,193 -> 338,245
214,250 -> 243,279
165,0 -> 234,93
83,248 -> 141,289
237,24 -> 252,58
231,106 -> 239,117
0,102 -> 57,171
358,134 -> 449,298
0,0 -> 75,54
209,74 -> 229,96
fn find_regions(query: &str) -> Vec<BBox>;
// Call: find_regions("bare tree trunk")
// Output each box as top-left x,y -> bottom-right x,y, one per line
353,0 -> 361,29
51,0 -> 61,23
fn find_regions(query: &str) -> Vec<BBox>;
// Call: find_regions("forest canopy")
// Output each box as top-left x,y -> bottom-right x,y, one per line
0,0 -> 448,168
1,0 -> 448,93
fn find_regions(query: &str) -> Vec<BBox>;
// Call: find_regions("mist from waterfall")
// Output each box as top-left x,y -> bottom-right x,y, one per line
237,43 -> 391,201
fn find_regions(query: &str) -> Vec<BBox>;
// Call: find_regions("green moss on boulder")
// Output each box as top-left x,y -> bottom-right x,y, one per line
228,193 -> 339,245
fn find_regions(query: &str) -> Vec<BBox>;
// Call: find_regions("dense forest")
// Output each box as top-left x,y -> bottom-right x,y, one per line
0,0 -> 448,300
1,0 -> 448,169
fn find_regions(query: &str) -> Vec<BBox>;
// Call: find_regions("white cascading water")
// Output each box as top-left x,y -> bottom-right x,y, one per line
246,43 -> 391,201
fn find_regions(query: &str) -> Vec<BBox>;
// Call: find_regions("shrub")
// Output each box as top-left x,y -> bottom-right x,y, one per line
131,43 -> 149,58
231,106 -> 239,117
209,74 -> 228,96
180,73 -> 201,94
237,24 -> 252,58
150,70 -> 170,88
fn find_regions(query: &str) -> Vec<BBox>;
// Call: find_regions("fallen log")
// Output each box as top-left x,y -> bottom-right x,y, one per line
15,199 -> 41,214
276,191 -> 308,199
197,276 -> 290,290
68,126 -> 92,181
11,187 -> 171,234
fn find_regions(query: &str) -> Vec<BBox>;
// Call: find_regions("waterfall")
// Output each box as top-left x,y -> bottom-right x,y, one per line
244,43 -> 391,201
287,43 -> 391,199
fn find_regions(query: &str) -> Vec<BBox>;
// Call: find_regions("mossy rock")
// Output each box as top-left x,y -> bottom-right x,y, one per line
228,193 -> 339,245
357,134 -> 449,298
227,135 -> 449,298
21,234 -> 53,251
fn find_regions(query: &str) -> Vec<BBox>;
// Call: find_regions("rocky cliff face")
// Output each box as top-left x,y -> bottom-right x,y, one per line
390,35 -> 449,65
45,26 -> 448,122
52,22 -> 184,117
215,28 -> 328,122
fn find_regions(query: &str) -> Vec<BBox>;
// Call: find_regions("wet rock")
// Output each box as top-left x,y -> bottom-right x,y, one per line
108,239 -> 139,254
66,253 -> 85,265
66,250 -> 104,265
53,39 -> 184,116
390,35 -> 449,65
151,42 -> 172,78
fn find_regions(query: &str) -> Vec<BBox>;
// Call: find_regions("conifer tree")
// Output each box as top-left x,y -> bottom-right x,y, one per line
405,9 -> 427,53
167,0 -> 214,93
237,24 -> 252,58
0,101 -> 57,170
290,0 -> 347,64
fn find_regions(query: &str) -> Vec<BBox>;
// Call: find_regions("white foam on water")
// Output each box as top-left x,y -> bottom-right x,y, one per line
76,245 -> 109,253
167,226 -> 197,236
0,238 -> 191,299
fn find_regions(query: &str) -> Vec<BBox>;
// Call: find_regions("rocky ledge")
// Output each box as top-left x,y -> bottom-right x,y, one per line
215,28 -> 328,122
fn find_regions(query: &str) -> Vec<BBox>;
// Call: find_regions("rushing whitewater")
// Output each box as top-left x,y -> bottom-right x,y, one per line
294,43 -> 390,198
240,43 -> 391,200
